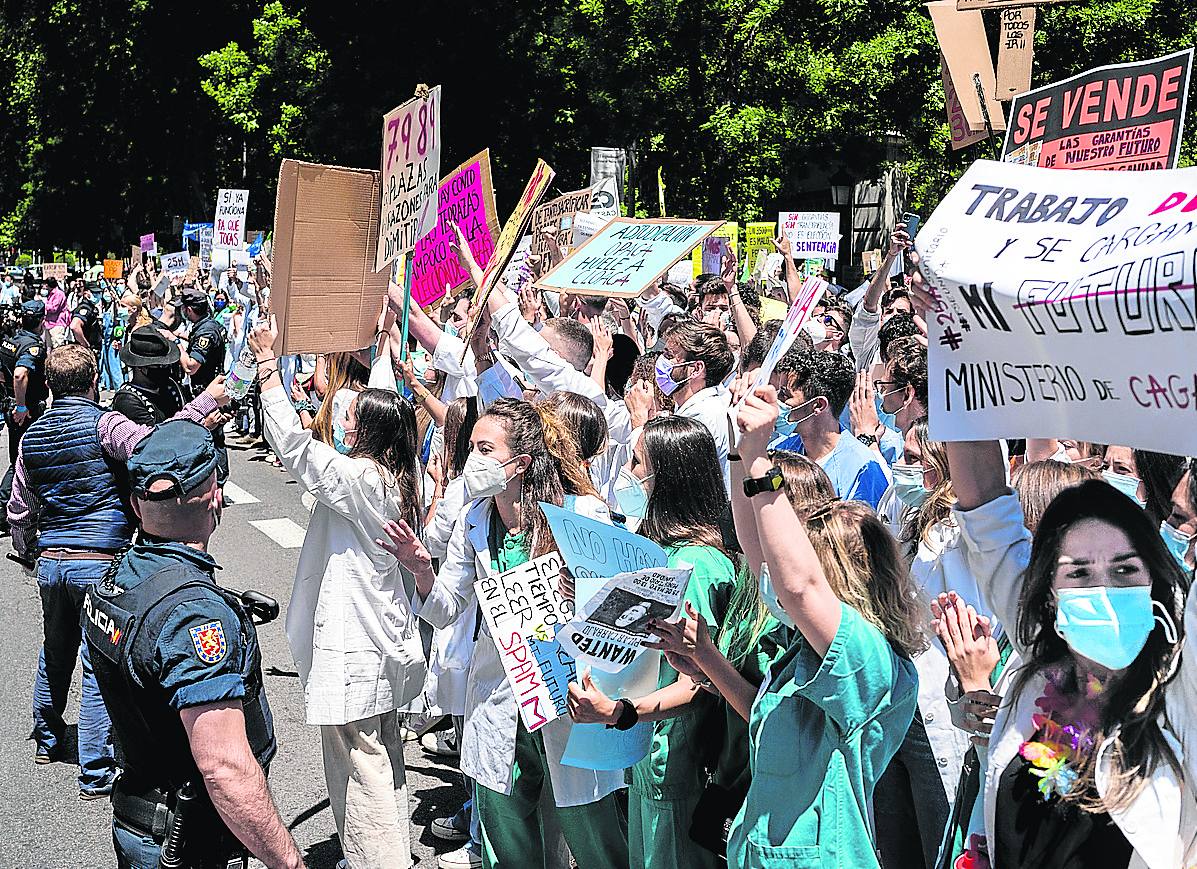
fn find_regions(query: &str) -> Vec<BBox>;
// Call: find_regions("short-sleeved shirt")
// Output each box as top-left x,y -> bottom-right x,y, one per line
0,329 -> 47,406
185,315 -> 226,390
72,297 -> 103,350
775,430 -> 891,509
727,603 -> 918,869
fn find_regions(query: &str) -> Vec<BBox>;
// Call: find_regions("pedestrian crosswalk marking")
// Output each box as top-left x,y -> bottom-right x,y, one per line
222,481 -> 260,505
249,518 -> 306,549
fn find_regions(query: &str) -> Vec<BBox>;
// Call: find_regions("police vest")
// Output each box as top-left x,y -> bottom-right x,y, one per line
0,329 -> 40,392
82,560 -> 275,794
22,396 -> 133,551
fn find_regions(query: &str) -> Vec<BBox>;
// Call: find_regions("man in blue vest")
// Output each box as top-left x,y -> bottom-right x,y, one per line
7,344 -> 229,798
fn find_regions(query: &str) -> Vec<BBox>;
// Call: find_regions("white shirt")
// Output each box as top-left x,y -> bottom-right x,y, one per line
262,387 -> 426,726
675,385 -> 732,494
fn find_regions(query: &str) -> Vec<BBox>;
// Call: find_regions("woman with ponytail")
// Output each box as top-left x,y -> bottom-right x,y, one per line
379,397 -> 630,869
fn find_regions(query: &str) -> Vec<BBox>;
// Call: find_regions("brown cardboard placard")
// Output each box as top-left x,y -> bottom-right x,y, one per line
130,245 -> 141,269
927,0 -> 1006,132
270,159 -> 390,355
995,6 -> 1036,99
942,54 -> 991,149
957,0 -> 1076,8
529,186 -> 595,257
185,256 -> 200,285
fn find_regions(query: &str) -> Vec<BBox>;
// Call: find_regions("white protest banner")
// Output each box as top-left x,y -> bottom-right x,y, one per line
376,85 -> 442,271
556,567 -> 692,673
501,236 -> 534,294
779,211 -> 841,257
213,188 -> 249,251
917,159 -> 1197,454
43,262 -> 68,283
588,177 -> 620,220
162,250 -> 189,276
198,224 -> 214,270
739,275 -> 828,405
571,212 -> 608,249
474,551 -> 576,732
535,218 -> 724,299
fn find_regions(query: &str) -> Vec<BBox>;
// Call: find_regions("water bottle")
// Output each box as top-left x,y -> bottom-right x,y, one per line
226,344 -> 257,401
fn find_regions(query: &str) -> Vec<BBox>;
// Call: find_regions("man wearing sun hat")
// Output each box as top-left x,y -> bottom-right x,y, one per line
82,419 -> 304,869
112,324 -> 188,426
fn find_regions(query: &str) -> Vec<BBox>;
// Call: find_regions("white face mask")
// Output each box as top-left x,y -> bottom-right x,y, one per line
463,452 -> 522,500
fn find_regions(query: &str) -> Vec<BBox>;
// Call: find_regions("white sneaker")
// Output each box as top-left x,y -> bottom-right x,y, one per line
421,730 -> 459,758
336,860 -> 349,869
438,845 -> 481,869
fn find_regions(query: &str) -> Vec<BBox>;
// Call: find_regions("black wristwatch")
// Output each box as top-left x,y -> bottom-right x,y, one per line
742,467 -> 784,498
857,432 -> 878,447
608,698 -> 639,731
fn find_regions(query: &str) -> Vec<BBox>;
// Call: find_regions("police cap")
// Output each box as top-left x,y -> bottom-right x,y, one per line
21,299 -> 45,317
128,420 -> 219,500
172,288 -> 209,309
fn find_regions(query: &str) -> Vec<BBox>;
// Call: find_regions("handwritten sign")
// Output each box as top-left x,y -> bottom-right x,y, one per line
779,211 -> 841,257
199,224 -> 214,271
942,55 -> 990,151
474,551 -> 574,732
995,7 -> 1036,99
410,150 -> 501,308
139,233 -> 155,253
1002,49 -> 1193,171
917,158 -> 1197,455
742,222 -> 776,279
540,502 -> 668,579
376,86 -> 441,272
103,260 -> 123,280
928,0 -> 1006,133
213,189 -> 249,251
529,187 -> 594,258
535,218 -> 723,299
742,276 -> 829,402
691,221 -> 738,278
43,262 -> 68,283
162,251 -> 189,276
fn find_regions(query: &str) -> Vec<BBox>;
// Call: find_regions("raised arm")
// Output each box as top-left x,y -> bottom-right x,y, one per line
723,250 -> 757,347
773,235 -> 803,306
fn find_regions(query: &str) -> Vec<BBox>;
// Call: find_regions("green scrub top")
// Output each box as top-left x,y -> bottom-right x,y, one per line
727,601 -> 918,869
630,543 -> 737,800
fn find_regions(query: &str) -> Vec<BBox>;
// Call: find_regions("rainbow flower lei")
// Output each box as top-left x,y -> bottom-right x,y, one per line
954,669 -> 1105,869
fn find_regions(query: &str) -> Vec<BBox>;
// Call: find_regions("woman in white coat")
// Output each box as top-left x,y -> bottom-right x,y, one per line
250,319 -> 427,869
945,438 -> 1197,869
379,397 -> 629,869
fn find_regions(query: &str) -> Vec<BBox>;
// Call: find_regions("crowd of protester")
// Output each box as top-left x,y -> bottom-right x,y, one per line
8,217 -> 1197,869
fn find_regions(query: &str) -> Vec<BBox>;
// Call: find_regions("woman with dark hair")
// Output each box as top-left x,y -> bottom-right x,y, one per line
946,439 -> 1197,868
1133,449 -> 1188,528
541,390 -> 624,507
249,318 -> 428,869
380,397 -> 629,869
567,414 -> 749,869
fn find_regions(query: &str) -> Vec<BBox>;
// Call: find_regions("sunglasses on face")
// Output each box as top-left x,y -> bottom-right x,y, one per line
822,314 -> 844,332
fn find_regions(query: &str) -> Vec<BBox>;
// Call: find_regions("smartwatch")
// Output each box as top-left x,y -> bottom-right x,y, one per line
742,467 -> 784,498
607,698 -> 639,731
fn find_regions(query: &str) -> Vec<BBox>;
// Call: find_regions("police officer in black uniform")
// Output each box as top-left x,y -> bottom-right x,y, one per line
81,420 -> 305,869
70,283 -> 106,353
165,288 -> 229,481
0,299 -> 47,526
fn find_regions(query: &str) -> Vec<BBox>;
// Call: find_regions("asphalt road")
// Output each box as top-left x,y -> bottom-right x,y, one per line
0,433 -> 467,868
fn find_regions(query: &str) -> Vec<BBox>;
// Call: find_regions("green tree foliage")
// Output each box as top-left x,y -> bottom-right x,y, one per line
0,0 -> 1194,252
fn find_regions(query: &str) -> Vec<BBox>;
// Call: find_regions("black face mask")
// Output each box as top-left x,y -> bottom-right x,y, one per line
146,366 -> 175,386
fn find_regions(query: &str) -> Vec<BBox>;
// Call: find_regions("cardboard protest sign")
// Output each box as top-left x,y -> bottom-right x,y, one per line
139,234 -> 155,253
162,251 -> 189,276
957,0 -> 1077,7
927,0 -> 1006,132
529,186 -> 594,258
535,218 -> 724,299
43,262 -> 68,282
103,260 -> 123,280
540,502 -> 669,578
270,160 -> 390,354
917,159 -> 1197,454
557,567 -> 692,673
942,55 -> 991,151
185,256 -> 200,285
376,86 -> 441,271
1002,49 -> 1193,171
474,550 -> 575,732
213,189 -> 249,251
691,221 -> 738,277
740,276 -> 829,404
995,7 -> 1035,99
758,296 -> 788,324
410,150 -> 501,308
130,245 -> 142,267
779,211 -> 841,257
742,222 -> 776,279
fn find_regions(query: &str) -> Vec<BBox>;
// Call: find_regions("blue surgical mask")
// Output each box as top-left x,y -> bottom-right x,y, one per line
758,565 -> 795,629
614,468 -> 653,524
213,299 -> 227,311
875,392 -> 898,433
891,463 -> 929,508
1160,520 -> 1193,568
1054,585 -> 1174,670
654,355 -> 688,397
771,409 -> 799,444
332,421 -> 354,455
1102,470 -> 1145,507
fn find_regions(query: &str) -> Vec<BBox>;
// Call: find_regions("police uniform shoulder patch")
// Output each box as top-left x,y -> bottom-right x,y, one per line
194,335 -> 212,351
28,345 -> 41,357
188,620 -> 227,664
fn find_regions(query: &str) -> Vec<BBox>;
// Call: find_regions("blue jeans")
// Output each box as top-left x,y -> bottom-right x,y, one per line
113,818 -> 248,868
32,556 -> 116,790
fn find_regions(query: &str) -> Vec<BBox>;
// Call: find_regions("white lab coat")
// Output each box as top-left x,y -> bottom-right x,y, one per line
674,385 -> 732,494
415,494 -> 626,807
262,387 -> 426,726
957,492 -> 1197,869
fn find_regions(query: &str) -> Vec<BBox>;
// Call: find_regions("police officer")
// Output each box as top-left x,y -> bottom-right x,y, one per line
82,420 -> 305,869
0,298 -> 47,528
70,282 -> 105,353
112,326 -> 187,426
163,287 -> 228,480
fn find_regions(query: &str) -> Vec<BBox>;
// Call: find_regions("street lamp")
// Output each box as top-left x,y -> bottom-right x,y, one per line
829,168 -> 852,207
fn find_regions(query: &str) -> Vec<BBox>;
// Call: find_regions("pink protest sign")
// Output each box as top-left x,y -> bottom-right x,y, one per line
139,233 -> 155,253
410,150 -> 501,308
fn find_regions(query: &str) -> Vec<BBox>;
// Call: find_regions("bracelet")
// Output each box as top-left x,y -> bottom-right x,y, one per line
413,389 -> 431,405
729,454 -> 742,462
257,366 -> 278,382
293,399 -> 315,414
14,405 -> 27,413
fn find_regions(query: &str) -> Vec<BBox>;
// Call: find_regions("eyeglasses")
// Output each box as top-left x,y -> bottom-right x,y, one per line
873,380 -> 904,394
821,314 -> 844,331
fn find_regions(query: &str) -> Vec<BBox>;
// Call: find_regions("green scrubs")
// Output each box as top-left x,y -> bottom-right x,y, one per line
628,544 -> 738,869
727,602 -> 919,868
476,521 -> 630,869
